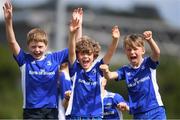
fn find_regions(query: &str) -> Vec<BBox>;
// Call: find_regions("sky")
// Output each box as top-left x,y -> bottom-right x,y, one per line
0,0 -> 180,30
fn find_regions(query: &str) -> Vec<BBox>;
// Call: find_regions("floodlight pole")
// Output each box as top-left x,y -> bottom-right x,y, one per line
55,0 -> 66,50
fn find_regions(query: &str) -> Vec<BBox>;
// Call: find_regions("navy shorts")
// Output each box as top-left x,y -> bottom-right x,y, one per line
23,108 -> 58,119
133,106 -> 166,120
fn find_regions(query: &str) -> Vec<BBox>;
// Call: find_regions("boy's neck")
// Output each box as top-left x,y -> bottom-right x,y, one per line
131,58 -> 144,69
83,61 -> 94,72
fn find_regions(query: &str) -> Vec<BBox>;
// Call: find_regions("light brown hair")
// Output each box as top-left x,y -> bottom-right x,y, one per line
27,28 -> 48,45
123,34 -> 145,49
76,35 -> 101,60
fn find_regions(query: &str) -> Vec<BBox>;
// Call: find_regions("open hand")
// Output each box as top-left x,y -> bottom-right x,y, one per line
69,17 -> 80,33
3,1 -> 13,21
72,8 -> 83,26
112,26 -> 120,40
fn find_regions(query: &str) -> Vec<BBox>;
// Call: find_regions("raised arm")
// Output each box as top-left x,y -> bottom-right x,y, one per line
103,26 -> 120,64
100,64 -> 118,80
68,11 -> 80,65
3,1 -> 20,56
143,31 -> 160,62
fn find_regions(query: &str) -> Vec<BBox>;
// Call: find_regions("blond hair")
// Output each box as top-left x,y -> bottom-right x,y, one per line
27,28 -> 48,45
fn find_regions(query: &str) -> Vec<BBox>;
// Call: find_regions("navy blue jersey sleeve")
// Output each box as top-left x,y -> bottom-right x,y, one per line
146,57 -> 159,69
59,71 -> 72,99
13,49 -> 26,67
53,48 -> 68,64
69,59 -> 78,77
97,59 -> 104,76
113,93 -> 125,105
116,66 -> 125,81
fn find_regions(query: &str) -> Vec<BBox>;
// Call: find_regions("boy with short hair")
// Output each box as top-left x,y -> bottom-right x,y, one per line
100,31 -> 166,119
3,1 -> 68,119
66,10 -> 120,119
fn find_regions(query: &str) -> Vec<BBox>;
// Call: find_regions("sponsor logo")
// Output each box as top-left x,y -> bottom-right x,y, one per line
78,79 -> 97,85
128,76 -> 150,88
29,69 -> 55,75
47,61 -> 52,66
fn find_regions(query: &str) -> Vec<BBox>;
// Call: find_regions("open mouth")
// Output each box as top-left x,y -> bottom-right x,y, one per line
82,59 -> 90,68
33,52 -> 42,59
130,56 -> 137,59
83,60 -> 89,65
130,56 -> 137,62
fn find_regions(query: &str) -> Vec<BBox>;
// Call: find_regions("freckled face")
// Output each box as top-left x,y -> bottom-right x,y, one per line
28,41 -> 47,60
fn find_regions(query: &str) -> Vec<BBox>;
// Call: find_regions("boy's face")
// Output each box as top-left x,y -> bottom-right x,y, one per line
124,45 -> 145,67
77,51 -> 94,70
28,41 -> 47,60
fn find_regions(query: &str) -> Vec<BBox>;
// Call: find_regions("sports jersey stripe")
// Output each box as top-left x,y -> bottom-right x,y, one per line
116,107 -> 123,120
20,64 -> 26,108
65,73 -> 77,115
150,68 -> 163,106
100,76 -> 104,117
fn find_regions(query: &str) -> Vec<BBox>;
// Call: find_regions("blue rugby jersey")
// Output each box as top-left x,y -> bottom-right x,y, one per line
103,91 -> 124,119
14,48 -> 68,108
116,57 -> 163,114
66,59 -> 104,117
59,71 -> 72,100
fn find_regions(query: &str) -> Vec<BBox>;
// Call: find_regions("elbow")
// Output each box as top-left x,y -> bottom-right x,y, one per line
157,49 -> 160,56
104,73 -> 113,80
152,49 -> 160,61
103,73 -> 111,80
106,75 -> 111,80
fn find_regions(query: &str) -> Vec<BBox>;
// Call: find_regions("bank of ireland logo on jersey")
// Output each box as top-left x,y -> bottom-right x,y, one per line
47,61 -> 52,66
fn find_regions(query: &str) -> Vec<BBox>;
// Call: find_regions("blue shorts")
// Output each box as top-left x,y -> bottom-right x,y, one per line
133,106 -> 166,120
66,116 -> 102,120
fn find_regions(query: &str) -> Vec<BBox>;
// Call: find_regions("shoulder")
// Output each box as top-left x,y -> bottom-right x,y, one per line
114,93 -> 123,98
116,64 -> 130,72
85,58 -> 103,72
143,56 -> 159,69
14,49 -> 32,60
106,91 -> 116,98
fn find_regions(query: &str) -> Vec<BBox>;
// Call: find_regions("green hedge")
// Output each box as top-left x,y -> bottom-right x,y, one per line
0,45 -> 22,118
